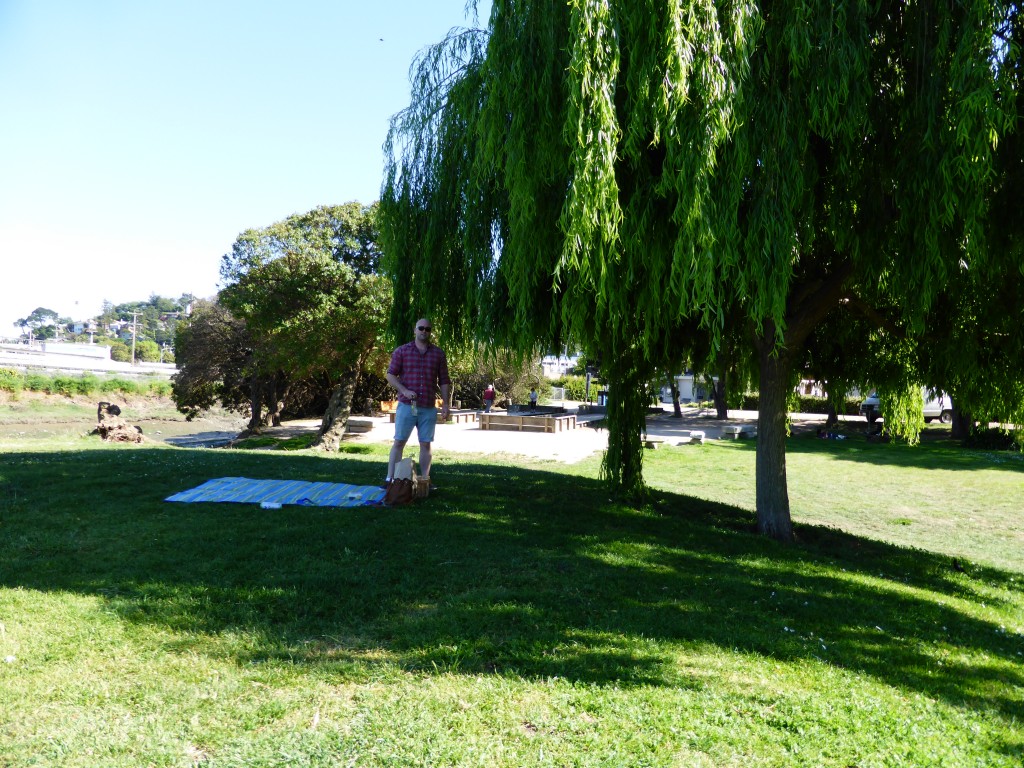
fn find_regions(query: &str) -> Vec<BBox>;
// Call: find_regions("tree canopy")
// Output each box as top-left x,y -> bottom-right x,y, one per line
192,202 -> 392,443
171,298 -> 253,420
382,1 -> 1022,540
13,307 -> 60,339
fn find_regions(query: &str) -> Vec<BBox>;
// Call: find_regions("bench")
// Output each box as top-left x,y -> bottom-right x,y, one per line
644,438 -> 665,449
721,425 -> 757,439
479,413 -> 577,433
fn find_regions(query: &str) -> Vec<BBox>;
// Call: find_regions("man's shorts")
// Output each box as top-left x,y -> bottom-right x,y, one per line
394,402 -> 437,443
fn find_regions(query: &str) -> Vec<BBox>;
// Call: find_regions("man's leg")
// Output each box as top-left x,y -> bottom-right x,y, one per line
388,402 -> 416,481
418,441 -> 433,479
387,438 -> 408,481
416,408 -> 438,480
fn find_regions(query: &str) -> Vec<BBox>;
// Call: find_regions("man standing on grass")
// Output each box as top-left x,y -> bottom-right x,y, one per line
384,317 -> 450,486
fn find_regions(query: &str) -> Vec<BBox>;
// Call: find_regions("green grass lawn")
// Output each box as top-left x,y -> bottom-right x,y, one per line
1,431 -> 1021,767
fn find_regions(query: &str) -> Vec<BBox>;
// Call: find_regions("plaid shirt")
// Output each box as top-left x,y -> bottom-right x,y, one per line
388,341 -> 451,405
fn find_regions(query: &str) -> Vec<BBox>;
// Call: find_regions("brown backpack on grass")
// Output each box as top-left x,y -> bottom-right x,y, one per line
383,478 -> 414,506
385,458 -> 417,506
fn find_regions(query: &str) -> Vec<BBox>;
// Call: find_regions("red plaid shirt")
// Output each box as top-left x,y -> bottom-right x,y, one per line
388,341 -> 451,405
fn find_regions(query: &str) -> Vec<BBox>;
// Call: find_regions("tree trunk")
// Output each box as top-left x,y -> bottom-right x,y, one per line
313,369 -> 359,451
601,344 -> 649,499
265,373 -> 288,427
713,367 -> 728,419
245,378 -> 264,434
825,403 -> 839,428
755,343 -> 795,542
951,406 -> 973,440
667,372 -> 682,417
748,261 -> 851,542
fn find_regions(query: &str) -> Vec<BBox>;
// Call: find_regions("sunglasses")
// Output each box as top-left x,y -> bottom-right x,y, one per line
417,325 -> 432,331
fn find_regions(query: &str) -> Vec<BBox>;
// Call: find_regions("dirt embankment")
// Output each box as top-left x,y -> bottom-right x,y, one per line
0,390 -> 247,443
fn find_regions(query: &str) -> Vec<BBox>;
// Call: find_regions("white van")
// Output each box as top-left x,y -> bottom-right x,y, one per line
859,388 -> 953,424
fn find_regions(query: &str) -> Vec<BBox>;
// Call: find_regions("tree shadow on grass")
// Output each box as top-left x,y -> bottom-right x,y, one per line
1,447 -> 1022,729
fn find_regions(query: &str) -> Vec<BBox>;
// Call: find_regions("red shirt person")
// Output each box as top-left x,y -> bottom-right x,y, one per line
384,318 -> 451,484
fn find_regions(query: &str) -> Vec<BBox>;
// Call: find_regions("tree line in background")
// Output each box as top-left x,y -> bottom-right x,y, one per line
11,295 -> 192,363
381,0 -> 1024,541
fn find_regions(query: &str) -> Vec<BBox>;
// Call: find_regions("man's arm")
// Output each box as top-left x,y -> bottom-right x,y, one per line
386,371 -> 415,401
386,348 -> 416,400
438,351 -> 451,417
440,383 -> 451,418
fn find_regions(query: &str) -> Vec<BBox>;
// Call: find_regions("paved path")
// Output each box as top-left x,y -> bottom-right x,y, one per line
350,412 -> 610,464
253,406 -> 841,465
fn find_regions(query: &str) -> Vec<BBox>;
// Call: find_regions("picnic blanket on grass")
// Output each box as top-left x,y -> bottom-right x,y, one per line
166,477 -> 385,507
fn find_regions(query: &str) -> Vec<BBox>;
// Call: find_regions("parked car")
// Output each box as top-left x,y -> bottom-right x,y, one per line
859,388 -> 953,424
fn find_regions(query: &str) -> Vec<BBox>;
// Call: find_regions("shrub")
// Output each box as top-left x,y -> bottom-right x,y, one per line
964,427 -> 1024,452
46,374 -> 102,397
147,380 -> 172,397
49,376 -> 80,397
739,392 -> 759,410
75,374 -> 100,396
109,341 -> 131,363
550,375 -> 602,402
732,392 -> 861,415
0,368 -> 23,393
99,377 -> 141,396
791,394 -> 862,415
24,373 -> 51,392
136,340 -> 161,363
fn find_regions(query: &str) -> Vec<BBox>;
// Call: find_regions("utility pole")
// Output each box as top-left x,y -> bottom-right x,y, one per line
128,311 -> 141,365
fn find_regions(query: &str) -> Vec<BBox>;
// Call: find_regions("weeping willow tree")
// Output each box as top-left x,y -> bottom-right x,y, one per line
381,1 -> 1020,540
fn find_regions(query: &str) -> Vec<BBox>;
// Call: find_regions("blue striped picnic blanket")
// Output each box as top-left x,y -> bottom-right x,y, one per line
165,477 -> 385,507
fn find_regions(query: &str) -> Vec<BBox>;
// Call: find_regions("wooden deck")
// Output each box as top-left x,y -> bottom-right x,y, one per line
478,412 -> 577,433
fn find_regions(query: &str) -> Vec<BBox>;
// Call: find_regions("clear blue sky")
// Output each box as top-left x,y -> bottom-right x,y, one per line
0,0 -> 487,336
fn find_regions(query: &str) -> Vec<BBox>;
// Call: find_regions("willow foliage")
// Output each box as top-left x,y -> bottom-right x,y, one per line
880,384 -> 926,446
381,1 -> 1020,502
